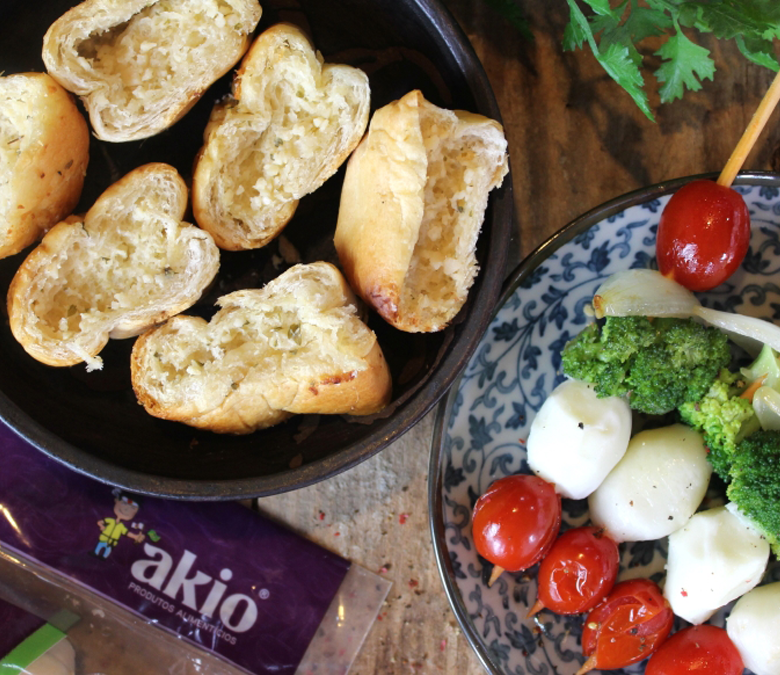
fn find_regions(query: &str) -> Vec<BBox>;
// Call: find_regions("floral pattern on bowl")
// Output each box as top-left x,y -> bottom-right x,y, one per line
430,173 -> 780,675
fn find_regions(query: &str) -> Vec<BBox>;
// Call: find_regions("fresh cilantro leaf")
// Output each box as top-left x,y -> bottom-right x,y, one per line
589,8 -> 621,36
563,6 -> 591,51
564,0 -> 600,53
594,5 -> 672,68
588,3 -> 670,43
579,0 -> 620,18
535,0 -> 780,119
564,0 -> 654,119
765,24 -> 780,42
655,27 -> 716,102
593,14 -> 643,68
686,1 -> 780,41
622,6 -> 673,42
736,35 -> 780,72
598,41 -> 654,118
589,10 -> 626,50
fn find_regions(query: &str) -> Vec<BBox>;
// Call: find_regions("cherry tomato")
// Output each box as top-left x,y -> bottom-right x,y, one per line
532,526 -> 619,615
645,624 -> 744,675
656,179 -> 750,292
577,578 -> 674,675
472,474 -> 561,573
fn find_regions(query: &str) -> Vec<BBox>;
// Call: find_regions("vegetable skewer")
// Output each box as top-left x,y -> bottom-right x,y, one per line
657,68 -> 780,292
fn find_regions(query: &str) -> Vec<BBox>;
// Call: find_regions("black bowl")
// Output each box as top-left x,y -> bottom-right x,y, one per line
0,0 -> 513,499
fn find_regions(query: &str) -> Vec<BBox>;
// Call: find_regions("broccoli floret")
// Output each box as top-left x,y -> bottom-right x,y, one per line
678,368 -> 759,480
727,430 -> 780,556
561,316 -> 731,415
561,318 -> 656,399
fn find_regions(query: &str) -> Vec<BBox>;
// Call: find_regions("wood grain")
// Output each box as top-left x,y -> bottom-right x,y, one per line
259,2 -> 780,673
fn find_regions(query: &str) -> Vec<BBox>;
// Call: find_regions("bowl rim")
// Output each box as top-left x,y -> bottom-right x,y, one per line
427,169 -> 780,674
0,0 -> 515,501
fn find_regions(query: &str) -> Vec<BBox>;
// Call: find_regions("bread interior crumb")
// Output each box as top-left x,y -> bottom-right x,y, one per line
28,192 -> 205,341
400,117 -> 495,327
211,55 -> 363,238
0,80 -> 37,221
74,0 -> 249,125
141,272 -> 374,412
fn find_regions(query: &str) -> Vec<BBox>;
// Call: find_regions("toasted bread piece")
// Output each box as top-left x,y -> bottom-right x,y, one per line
8,163 -> 220,371
0,72 -> 89,259
131,262 -> 391,433
42,0 -> 262,142
334,90 -> 509,333
192,23 -> 371,250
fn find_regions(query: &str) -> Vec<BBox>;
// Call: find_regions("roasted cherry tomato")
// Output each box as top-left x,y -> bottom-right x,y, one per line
656,179 -> 750,291
472,474 -> 561,573
576,578 -> 674,675
645,624 -> 744,675
531,526 -> 619,616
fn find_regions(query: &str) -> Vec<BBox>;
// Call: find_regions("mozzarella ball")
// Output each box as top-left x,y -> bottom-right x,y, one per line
727,581 -> 780,675
664,504 -> 769,625
526,379 -> 631,499
587,424 -> 711,542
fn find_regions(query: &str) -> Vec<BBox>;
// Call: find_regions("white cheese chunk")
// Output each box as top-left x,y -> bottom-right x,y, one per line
526,379 -> 632,500
664,504 -> 769,625
588,424 -> 711,542
727,581 -> 780,675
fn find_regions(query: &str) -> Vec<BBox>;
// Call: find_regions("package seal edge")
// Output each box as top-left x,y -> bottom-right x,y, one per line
0,624 -> 66,671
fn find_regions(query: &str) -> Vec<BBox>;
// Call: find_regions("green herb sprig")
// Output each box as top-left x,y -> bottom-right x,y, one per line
488,0 -> 780,121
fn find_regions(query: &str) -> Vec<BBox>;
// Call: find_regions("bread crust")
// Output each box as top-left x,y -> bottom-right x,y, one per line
42,0 -> 262,142
7,163 -> 220,371
334,90 -> 508,333
0,72 -> 90,259
192,23 -> 371,250
131,261 -> 392,434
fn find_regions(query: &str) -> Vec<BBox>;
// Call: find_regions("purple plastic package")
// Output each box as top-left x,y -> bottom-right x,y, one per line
0,423 -> 388,674
0,598 -> 46,656
0,598 -> 78,674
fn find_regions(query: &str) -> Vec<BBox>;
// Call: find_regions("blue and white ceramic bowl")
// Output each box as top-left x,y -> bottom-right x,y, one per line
429,172 -> 780,675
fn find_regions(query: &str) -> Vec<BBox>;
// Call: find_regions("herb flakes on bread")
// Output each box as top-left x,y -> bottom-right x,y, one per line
334,89 -> 509,333
192,22 -> 371,250
1,72 -> 89,260
42,0 -> 263,143
130,261 -> 391,434
7,163 -> 220,372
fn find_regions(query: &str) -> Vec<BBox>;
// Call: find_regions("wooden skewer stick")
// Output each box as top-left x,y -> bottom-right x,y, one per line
488,565 -> 504,587
718,67 -> 780,188
526,598 -> 545,619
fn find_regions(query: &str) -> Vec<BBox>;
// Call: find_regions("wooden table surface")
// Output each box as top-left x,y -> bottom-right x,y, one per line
258,2 -> 780,673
